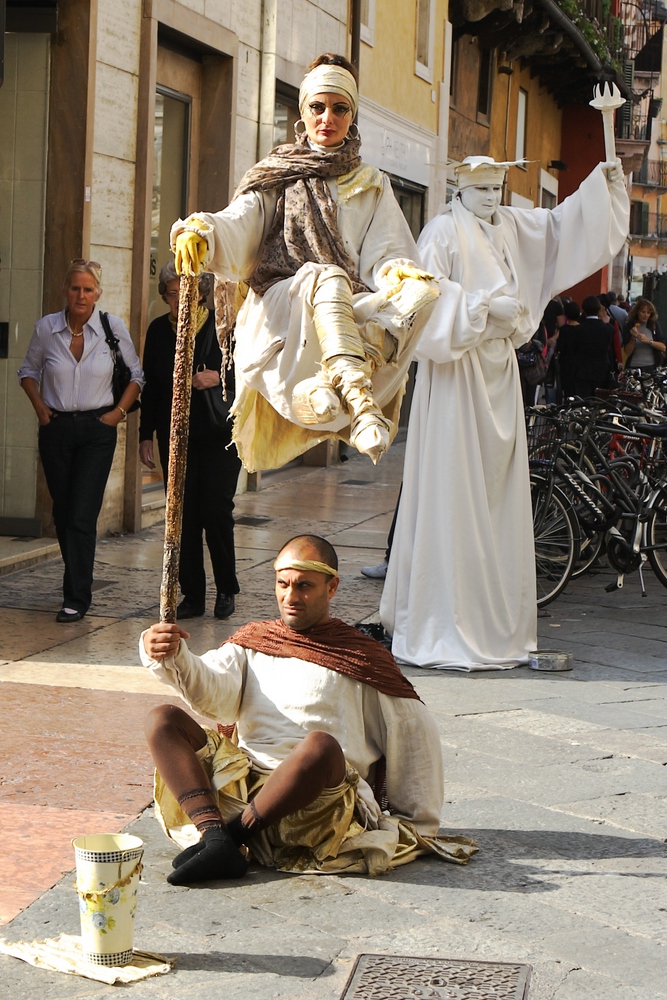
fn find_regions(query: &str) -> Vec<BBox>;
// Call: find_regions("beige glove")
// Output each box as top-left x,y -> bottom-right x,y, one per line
382,264 -> 434,288
174,218 -> 208,275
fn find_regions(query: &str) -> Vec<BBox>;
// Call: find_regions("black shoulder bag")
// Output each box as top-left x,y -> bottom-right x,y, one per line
194,317 -> 234,433
99,311 -> 140,413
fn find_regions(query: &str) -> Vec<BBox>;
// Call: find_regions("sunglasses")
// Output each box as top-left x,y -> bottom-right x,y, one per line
306,102 -> 352,118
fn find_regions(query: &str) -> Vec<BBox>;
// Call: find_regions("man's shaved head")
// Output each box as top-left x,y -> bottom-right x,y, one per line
274,535 -> 339,630
278,535 -> 338,573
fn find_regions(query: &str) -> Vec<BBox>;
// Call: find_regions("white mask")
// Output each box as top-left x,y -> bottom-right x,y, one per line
459,185 -> 502,220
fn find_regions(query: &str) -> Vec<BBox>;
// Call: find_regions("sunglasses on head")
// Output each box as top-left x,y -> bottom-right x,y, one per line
70,258 -> 102,272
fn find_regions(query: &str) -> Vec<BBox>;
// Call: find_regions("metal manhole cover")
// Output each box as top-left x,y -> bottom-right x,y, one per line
342,479 -> 372,486
234,515 -> 273,526
340,954 -> 531,999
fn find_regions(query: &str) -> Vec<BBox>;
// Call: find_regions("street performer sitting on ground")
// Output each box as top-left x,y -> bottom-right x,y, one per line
141,534 -> 476,885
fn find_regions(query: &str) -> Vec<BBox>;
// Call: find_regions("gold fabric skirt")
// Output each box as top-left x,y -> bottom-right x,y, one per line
154,727 -> 477,875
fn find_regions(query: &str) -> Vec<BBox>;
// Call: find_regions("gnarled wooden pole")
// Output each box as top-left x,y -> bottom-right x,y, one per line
160,273 -> 199,622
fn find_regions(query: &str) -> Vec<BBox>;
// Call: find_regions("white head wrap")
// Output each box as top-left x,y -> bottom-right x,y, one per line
455,155 -> 525,189
299,64 -> 358,117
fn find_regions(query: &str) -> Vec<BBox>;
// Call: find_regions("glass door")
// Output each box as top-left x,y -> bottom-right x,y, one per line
149,85 -> 191,326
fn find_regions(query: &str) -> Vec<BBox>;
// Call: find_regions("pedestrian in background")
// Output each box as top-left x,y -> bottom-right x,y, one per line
606,290 -> 628,327
541,297 -> 565,403
622,297 -> 667,372
139,263 -> 241,621
18,260 -> 143,622
599,293 -> 623,371
557,299 -> 582,401
570,295 -> 615,398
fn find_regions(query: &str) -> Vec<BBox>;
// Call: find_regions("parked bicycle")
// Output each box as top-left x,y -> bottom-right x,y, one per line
527,394 -> 667,606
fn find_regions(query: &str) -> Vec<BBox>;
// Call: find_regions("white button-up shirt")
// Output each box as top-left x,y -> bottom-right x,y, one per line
18,306 -> 145,412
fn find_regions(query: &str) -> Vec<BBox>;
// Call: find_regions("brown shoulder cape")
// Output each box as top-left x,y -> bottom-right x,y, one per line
223,618 -> 420,702
232,135 -> 368,297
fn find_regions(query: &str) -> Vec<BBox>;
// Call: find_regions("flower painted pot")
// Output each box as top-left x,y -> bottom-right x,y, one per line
72,834 -> 143,967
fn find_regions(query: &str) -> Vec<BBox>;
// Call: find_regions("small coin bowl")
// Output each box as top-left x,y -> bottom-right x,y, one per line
529,650 -> 573,671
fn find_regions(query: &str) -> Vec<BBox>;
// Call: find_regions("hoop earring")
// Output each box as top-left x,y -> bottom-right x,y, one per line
346,122 -> 360,141
294,119 -> 307,138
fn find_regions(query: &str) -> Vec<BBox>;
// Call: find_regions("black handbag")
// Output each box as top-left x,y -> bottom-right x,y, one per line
194,317 -> 234,433
99,311 -> 140,412
516,339 -> 548,387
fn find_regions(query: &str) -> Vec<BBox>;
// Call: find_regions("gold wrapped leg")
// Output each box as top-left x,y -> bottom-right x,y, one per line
292,266 -> 390,463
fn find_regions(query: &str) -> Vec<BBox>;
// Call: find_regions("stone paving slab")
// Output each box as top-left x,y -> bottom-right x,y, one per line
0,803 -> 135,924
0,659 -> 166,692
0,608 -> 121,661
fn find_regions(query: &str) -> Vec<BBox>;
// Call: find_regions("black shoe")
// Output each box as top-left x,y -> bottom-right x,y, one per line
214,593 -> 235,620
56,608 -> 85,623
355,621 -> 392,649
176,599 -> 205,620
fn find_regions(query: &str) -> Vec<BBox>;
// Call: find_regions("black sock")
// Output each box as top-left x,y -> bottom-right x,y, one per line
227,800 -> 264,846
167,826 -> 248,886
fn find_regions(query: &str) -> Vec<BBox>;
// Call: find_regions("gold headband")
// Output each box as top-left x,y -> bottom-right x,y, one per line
274,558 -> 339,578
298,65 -> 358,118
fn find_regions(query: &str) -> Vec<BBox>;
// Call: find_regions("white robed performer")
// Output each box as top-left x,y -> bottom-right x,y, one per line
381,156 -> 629,671
171,54 -> 437,471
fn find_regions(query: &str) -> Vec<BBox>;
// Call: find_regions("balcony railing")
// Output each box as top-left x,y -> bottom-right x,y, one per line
634,159 -> 667,187
617,111 -> 653,143
629,210 -> 667,238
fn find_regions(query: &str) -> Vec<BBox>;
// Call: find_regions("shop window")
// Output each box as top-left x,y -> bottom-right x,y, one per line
449,34 -> 460,107
146,86 -> 192,492
516,88 -> 527,162
150,86 -> 191,319
389,176 -> 426,241
476,47 -> 493,120
360,0 -> 376,46
541,189 -> 557,210
274,83 -> 300,146
415,0 -> 435,82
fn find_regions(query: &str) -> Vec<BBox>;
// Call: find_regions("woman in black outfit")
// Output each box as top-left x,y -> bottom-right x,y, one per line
139,263 -> 241,620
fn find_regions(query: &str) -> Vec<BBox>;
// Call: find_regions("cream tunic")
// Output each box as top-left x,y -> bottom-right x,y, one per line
140,637 -> 445,836
172,166 -> 435,470
381,164 -> 630,670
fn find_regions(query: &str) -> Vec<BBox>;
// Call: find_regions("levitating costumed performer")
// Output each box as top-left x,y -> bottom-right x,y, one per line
381,156 -> 629,670
141,535 -> 476,885
171,54 -> 438,469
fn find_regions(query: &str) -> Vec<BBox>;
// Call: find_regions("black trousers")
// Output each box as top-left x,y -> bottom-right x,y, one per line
38,411 -> 117,613
159,433 -> 241,602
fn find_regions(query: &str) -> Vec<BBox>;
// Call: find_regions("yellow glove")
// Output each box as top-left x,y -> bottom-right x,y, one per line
174,218 -> 208,275
383,264 -> 434,288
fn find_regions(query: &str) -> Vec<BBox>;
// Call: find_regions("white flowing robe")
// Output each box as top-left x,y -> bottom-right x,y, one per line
173,165 -> 434,470
380,164 -> 629,670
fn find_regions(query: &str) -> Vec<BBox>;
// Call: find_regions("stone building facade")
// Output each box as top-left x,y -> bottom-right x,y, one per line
1,0 -> 457,539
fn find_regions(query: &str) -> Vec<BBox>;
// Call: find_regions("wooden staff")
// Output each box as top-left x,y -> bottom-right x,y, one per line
159,272 -> 199,622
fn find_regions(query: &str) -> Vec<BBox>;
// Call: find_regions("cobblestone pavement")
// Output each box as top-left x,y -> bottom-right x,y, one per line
0,442 -> 665,1000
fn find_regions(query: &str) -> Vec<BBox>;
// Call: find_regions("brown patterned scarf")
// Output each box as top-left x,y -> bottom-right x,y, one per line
223,617 -> 420,702
233,136 -> 369,297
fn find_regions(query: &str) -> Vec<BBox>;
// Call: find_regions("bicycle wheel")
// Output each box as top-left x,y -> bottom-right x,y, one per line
531,474 -> 580,607
645,489 -> 667,588
570,525 -> 605,578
